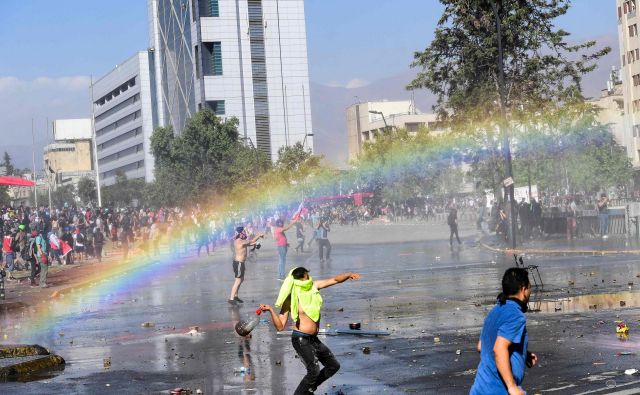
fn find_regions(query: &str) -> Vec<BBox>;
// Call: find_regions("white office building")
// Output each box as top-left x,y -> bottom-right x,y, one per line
92,51 -> 157,186
149,0 -> 313,159
617,0 -> 640,168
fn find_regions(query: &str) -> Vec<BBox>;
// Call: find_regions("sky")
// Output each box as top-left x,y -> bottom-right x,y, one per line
0,0 -> 621,167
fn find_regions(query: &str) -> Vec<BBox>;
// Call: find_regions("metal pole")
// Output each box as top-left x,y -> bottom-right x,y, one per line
90,76 -> 102,207
31,118 -> 38,209
45,118 -> 53,209
491,0 -> 517,248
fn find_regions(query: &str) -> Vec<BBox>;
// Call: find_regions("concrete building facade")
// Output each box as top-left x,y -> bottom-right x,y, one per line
617,0 -> 640,168
92,51 -> 157,186
148,0 -> 313,159
588,67 -> 631,163
346,100 -> 442,162
44,119 -> 95,189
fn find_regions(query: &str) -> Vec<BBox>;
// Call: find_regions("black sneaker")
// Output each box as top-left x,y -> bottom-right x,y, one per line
228,299 -> 237,305
234,297 -> 244,303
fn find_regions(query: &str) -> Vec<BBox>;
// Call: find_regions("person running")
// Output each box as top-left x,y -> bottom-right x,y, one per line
447,207 -> 462,247
260,267 -> 361,395
93,224 -> 104,263
471,268 -> 538,395
294,221 -> 305,253
228,226 -> 264,305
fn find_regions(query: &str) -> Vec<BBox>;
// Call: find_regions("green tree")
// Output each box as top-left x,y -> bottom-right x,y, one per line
51,185 -> 77,208
102,171 -> 146,207
77,177 -> 97,205
150,109 -> 271,205
409,0 -> 610,197
2,151 -> 14,176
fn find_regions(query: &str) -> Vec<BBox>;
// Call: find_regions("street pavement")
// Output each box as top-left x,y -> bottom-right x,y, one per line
2,220 -> 640,393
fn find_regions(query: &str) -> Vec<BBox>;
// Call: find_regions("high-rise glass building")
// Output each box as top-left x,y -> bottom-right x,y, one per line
148,0 -> 314,159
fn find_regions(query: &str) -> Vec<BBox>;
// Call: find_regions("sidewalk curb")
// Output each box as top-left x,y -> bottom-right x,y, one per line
479,242 -> 640,256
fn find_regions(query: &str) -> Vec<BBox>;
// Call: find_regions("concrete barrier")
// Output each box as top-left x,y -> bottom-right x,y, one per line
0,344 -> 65,381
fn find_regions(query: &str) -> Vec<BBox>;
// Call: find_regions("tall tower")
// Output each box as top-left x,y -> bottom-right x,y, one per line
148,0 -> 314,160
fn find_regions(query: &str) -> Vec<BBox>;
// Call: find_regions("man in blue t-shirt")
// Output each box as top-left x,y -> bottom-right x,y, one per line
471,268 -> 538,395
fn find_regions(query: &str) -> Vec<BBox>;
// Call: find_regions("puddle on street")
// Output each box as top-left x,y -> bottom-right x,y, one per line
539,291 -> 640,313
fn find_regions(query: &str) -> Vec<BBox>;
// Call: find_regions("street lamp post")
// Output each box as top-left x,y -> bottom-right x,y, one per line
490,0 -> 517,248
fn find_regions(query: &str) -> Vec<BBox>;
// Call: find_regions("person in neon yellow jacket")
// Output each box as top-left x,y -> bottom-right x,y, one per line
260,267 -> 360,395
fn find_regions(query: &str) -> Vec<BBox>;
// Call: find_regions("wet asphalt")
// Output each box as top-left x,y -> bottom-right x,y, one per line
3,222 -> 640,394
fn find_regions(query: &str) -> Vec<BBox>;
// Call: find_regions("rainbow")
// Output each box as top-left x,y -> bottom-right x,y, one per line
1,104 -> 616,343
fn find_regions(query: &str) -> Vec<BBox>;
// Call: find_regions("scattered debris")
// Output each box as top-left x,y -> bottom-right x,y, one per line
593,362 -> 606,365
170,389 -> 192,395
141,322 -> 155,328
196,390 -> 203,395
337,307 -> 344,312
455,350 -> 461,355
275,360 -> 282,366
186,326 -> 201,336
433,337 -> 440,344
617,351 -> 635,356
103,357 -> 111,369
625,369 -> 638,375
397,280 -> 402,285
58,331 -> 64,337
362,347 -> 371,354
620,301 -> 627,307
617,323 -> 629,334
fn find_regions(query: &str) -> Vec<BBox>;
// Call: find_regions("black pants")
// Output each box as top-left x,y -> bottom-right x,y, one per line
291,333 -> 340,394
317,239 -> 331,260
29,257 -> 40,285
449,224 -> 461,246
94,245 -> 103,262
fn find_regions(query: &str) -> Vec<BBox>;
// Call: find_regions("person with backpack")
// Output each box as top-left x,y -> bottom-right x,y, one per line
28,231 -> 41,286
35,231 -> 49,288
93,225 -> 104,263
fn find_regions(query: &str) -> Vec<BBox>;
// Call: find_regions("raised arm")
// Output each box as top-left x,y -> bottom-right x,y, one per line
314,272 -> 360,290
282,220 -> 298,232
239,233 -> 264,247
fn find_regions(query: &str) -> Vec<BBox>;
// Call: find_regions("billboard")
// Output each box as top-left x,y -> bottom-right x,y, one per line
53,119 -> 92,141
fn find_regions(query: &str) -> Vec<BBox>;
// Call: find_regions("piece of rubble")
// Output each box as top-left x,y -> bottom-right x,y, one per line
362,347 -> 371,354
141,322 -> 155,328
103,357 -> 111,369
620,301 -> 627,307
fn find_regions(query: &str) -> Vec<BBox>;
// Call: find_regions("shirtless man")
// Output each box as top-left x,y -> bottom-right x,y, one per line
260,267 -> 360,394
228,226 -> 264,305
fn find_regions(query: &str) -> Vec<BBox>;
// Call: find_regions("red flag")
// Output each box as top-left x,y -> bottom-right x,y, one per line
60,241 -> 73,257
292,201 -> 306,221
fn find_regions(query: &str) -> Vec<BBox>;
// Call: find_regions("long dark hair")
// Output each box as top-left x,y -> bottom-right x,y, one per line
497,268 -> 530,304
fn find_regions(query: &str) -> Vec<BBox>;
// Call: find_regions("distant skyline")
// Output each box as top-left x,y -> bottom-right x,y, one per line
0,0 -> 622,168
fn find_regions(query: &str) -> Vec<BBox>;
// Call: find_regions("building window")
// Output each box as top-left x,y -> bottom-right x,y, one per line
630,24 -> 638,37
203,42 -> 223,76
199,0 -> 219,17
206,100 -> 225,115
634,125 -> 640,137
